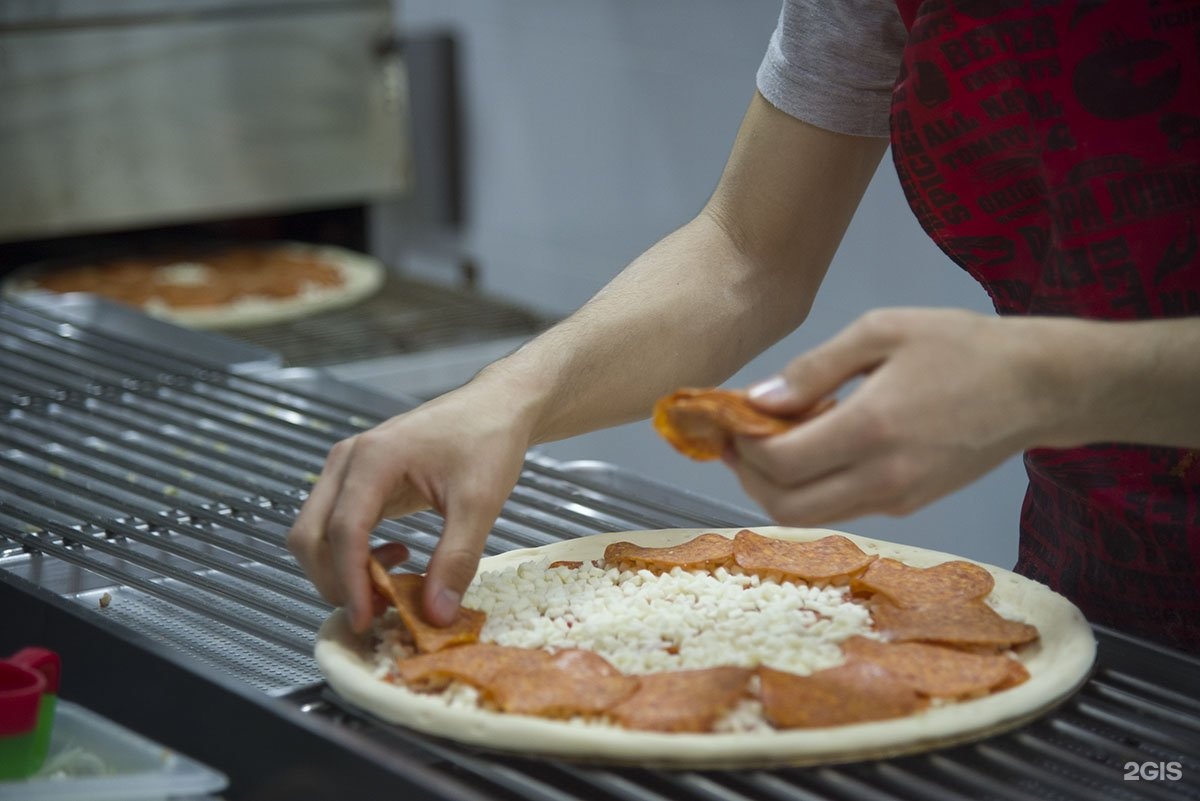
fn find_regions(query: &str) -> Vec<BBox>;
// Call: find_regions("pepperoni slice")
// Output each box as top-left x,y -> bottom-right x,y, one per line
840,636 -> 1026,699
853,558 -> 995,607
368,561 -> 486,653
603,532 -> 734,573
653,388 -> 834,461
607,666 -> 753,732
487,649 -> 640,719
999,658 -> 1032,691
758,662 -> 926,729
733,530 -> 877,585
870,598 -> 1040,649
393,643 -> 550,692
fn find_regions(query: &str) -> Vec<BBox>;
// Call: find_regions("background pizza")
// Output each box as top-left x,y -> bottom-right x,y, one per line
2,242 -> 385,329
316,527 -> 1096,768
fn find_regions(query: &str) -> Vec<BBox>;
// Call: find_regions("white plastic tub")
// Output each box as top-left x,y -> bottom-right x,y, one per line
0,699 -> 227,800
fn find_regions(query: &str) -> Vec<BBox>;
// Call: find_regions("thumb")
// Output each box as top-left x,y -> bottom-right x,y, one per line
745,357 -> 831,417
421,492 -> 502,626
745,373 -> 802,413
746,320 -> 891,416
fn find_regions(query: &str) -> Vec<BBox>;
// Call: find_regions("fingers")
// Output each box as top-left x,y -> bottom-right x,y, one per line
731,447 -> 920,525
287,433 -> 420,635
734,397 -> 873,490
371,541 -> 411,569
731,310 -> 912,519
366,541 -> 411,617
733,458 -> 865,525
286,385 -> 530,637
324,437 -> 413,633
422,486 -> 505,626
747,309 -> 901,415
727,309 -> 1017,528
287,437 -> 355,604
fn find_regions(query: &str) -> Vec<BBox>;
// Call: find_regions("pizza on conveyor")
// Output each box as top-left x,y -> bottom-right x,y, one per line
2,242 -> 384,329
316,526 -> 1096,767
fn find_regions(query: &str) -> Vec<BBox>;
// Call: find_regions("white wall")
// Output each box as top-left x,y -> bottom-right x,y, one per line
379,0 -> 1026,568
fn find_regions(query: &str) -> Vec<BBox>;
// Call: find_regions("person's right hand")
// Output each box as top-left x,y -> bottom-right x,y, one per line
286,383 -> 535,634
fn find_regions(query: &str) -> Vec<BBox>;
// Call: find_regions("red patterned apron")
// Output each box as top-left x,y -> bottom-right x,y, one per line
890,0 -> 1200,652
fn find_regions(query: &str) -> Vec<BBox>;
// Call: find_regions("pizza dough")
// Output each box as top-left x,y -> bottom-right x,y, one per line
2,242 -> 385,329
315,527 -> 1096,768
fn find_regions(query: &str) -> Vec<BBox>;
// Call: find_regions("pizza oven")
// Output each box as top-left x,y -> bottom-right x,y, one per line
0,0 -> 550,399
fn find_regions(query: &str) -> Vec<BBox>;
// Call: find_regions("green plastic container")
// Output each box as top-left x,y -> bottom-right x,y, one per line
0,657 -> 47,780
10,650 -> 59,775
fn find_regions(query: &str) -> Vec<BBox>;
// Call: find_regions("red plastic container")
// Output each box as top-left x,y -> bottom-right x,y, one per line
0,648 -> 59,780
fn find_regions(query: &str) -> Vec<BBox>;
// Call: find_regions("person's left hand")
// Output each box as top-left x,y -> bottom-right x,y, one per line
725,307 -> 1051,525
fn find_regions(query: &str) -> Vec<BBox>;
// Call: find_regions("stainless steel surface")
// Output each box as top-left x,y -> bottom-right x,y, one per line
0,296 -> 746,696
13,291 -> 280,372
1,295 -> 1198,801
225,274 -> 551,370
0,0 -> 409,242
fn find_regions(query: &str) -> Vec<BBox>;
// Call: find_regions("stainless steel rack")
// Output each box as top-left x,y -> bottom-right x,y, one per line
224,274 -> 552,368
1,295 -> 1198,801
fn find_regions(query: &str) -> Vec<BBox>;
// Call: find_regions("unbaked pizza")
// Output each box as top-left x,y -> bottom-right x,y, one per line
2,242 -> 384,329
315,526 -> 1095,767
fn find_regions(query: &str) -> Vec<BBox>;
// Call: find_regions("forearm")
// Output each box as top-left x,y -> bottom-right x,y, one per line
481,212 -> 792,444
470,95 -> 888,446
1023,316 -> 1200,449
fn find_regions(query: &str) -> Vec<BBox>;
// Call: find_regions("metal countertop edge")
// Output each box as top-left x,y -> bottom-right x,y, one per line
0,570 -> 491,801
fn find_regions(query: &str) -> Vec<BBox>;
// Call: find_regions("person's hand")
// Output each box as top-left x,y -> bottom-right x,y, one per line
725,308 -> 1051,524
287,384 -> 534,633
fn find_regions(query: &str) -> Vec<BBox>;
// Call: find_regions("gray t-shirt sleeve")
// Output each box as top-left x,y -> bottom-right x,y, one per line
756,0 -> 908,138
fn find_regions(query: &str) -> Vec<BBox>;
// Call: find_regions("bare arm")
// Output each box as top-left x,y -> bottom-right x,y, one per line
287,92 -> 889,630
1032,316 -> 1200,449
492,92 -> 888,443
